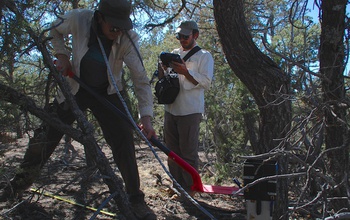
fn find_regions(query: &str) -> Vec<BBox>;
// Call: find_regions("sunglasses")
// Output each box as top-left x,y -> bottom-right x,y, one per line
109,27 -> 123,33
176,33 -> 191,40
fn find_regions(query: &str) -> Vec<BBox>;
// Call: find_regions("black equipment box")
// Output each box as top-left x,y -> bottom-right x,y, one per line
243,159 -> 278,201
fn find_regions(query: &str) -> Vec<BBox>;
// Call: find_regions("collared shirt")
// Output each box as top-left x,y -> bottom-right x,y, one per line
49,9 -> 153,118
165,46 -> 214,116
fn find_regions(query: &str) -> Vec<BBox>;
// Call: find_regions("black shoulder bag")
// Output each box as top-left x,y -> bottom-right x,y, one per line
154,46 -> 201,104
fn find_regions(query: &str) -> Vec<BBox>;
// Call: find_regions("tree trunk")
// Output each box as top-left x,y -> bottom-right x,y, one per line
213,1 -> 292,219
319,0 -> 349,211
241,95 -> 259,151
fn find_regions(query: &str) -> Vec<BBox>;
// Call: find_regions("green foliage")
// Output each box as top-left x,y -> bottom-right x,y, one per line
1,3 -> 52,136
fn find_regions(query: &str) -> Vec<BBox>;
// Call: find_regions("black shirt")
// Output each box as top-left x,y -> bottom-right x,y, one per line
80,26 -> 113,95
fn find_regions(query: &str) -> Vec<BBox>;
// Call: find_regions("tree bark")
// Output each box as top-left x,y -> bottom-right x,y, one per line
319,0 -> 349,211
213,1 -> 292,219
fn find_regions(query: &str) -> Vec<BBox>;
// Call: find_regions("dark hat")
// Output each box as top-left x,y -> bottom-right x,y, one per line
98,0 -> 133,30
176,20 -> 198,35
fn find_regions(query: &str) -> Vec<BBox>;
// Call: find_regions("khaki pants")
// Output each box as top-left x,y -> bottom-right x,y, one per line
164,111 -> 202,192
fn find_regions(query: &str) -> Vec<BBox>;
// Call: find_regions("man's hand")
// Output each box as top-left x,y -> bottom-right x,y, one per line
55,54 -> 72,76
139,116 -> 157,140
170,60 -> 198,85
157,62 -> 166,79
169,59 -> 187,75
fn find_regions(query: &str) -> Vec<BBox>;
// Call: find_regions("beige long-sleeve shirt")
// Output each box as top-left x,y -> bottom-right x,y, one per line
50,9 -> 153,118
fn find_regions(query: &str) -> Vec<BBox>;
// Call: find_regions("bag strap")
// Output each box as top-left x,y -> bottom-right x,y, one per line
125,31 -> 144,67
182,45 -> 201,61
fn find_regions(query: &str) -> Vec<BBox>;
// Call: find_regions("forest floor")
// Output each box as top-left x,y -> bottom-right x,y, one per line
0,134 -> 247,220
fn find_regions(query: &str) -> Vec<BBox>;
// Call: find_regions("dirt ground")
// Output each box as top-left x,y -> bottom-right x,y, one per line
0,135 -> 247,220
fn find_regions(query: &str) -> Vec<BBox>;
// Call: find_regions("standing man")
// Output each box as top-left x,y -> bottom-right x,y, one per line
2,0 -> 156,219
158,20 -> 214,197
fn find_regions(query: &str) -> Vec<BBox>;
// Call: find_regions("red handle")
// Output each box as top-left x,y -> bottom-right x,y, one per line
168,151 -> 204,192
53,60 -> 75,78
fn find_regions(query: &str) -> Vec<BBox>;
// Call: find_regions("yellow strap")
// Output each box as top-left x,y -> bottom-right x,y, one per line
30,188 -> 116,217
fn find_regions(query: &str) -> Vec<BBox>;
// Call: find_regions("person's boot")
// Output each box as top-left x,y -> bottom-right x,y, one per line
0,165 -> 41,202
0,183 -> 17,202
0,179 -> 26,202
1,126 -> 47,202
129,193 -> 157,220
